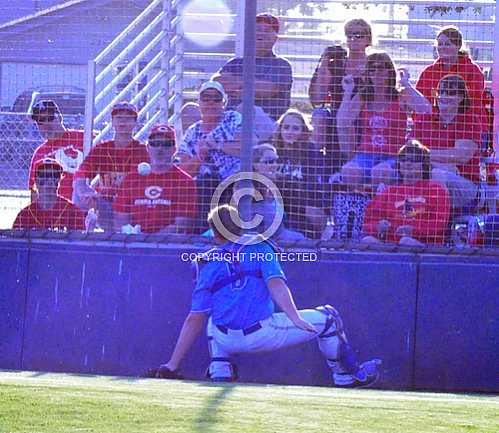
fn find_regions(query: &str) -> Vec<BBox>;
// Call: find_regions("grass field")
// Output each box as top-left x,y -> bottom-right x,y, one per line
0,371 -> 498,433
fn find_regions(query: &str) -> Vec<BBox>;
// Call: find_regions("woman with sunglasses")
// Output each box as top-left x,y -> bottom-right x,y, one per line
113,125 -> 198,234
361,140 -> 450,246
309,19 -> 373,173
412,74 -> 481,210
416,26 -> 487,133
337,51 -> 431,190
272,109 -> 330,238
310,19 -> 372,109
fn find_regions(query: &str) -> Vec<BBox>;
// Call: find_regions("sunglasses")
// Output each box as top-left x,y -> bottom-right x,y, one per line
346,32 -> 367,40
148,139 -> 175,148
200,94 -> 224,103
32,113 -> 56,123
36,172 -> 61,181
368,62 -> 390,71
398,156 -> 422,163
259,158 -> 278,165
438,88 -> 461,97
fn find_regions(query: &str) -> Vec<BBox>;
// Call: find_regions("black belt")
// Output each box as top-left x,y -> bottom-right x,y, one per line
216,322 -> 262,336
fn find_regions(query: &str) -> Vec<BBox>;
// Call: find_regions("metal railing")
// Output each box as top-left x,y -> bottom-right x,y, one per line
83,0 -> 185,155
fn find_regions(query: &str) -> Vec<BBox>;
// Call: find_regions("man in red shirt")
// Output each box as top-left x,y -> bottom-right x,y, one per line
113,125 -> 198,234
14,158 -> 85,230
28,100 -> 85,202
73,102 -> 149,231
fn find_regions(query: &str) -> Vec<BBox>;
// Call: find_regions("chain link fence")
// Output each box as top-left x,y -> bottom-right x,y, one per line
0,0 -> 498,251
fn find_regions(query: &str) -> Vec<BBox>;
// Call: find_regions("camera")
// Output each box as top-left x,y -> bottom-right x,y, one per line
322,45 -> 347,74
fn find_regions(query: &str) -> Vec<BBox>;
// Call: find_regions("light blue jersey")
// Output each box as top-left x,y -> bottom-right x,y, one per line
191,240 -> 286,329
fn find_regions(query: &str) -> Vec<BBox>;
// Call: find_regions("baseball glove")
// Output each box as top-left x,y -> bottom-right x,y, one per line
145,365 -> 184,380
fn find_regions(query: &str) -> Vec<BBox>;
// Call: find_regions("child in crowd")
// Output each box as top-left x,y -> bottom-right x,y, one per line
362,140 -> 450,246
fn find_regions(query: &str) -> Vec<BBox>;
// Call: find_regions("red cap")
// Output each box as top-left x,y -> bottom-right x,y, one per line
256,13 -> 279,33
34,158 -> 63,176
111,101 -> 138,118
148,124 -> 176,141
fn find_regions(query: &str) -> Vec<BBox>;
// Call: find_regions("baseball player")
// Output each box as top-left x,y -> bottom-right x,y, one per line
150,204 -> 380,387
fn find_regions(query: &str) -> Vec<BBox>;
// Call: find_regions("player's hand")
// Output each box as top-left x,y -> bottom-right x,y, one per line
292,317 -> 317,333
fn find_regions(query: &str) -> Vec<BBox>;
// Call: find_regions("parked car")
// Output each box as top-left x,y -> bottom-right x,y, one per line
12,85 -> 86,129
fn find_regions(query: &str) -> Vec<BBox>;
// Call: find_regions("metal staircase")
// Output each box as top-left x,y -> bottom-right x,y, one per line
83,0 -> 185,156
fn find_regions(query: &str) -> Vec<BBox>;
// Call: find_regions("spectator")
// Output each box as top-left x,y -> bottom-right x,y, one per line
176,81 -> 242,227
73,102 -> 148,231
250,143 -> 305,242
362,140 -> 450,246
28,100 -> 85,202
413,74 -> 481,210
214,12 -> 292,121
273,109 -> 330,238
337,52 -> 431,189
13,158 -> 85,230
416,26 -> 487,133
308,19 -> 373,172
180,102 -> 201,135
113,125 -> 197,234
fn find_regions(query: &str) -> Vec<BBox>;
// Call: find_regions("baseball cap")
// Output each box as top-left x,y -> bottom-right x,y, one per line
148,124 -> 176,141
256,13 -> 280,33
34,158 -> 63,176
198,81 -> 227,100
31,99 -> 61,123
111,101 -> 138,118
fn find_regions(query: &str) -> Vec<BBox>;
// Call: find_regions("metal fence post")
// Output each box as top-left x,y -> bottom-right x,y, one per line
239,0 -> 256,223
236,1 -> 247,57
173,2 -> 184,133
493,2 -> 499,154
84,60 -> 96,157
160,0 -> 172,124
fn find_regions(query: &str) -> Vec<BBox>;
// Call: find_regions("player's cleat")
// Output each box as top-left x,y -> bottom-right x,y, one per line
332,358 -> 381,388
206,361 -> 238,383
144,365 -> 184,380
210,377 -> 236,383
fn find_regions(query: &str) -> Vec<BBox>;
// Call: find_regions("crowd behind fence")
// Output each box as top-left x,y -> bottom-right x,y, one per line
1,0 -> 498,252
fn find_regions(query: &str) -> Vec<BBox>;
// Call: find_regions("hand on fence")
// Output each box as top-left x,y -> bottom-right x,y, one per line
377,219 -> 391,239
197,138 -> 212,160
341,74 -> 355,94
398,68 -> 410,88
395,225 -> 414,237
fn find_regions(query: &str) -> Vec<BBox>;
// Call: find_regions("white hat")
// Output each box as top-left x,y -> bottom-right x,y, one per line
199,81 -> 227,100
